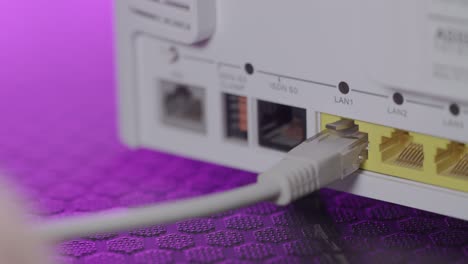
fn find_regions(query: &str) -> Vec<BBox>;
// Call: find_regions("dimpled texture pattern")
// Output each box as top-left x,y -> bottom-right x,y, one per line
1,96 -> 467,263
0,0 -> 467,263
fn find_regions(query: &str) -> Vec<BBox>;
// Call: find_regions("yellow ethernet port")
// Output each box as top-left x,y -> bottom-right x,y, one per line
321,113 -> 468,193
380,131 -> 424,170
436,142 -> 468,178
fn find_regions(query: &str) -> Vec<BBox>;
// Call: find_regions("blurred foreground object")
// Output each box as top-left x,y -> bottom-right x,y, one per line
0,174 -> 49,264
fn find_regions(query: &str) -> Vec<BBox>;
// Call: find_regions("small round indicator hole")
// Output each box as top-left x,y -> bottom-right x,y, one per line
450,103 -> 460,116
244,63 -> 254,75
393,93 -> 404,105
338,82 -> 349,94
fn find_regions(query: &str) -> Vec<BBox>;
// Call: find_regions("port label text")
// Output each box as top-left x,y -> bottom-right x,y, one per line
334,96 -> 353,105
387,107 -> 408,118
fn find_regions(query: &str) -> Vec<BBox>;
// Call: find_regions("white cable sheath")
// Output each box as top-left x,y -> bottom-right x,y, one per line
36,120 -> 368,243
38,183 -> 280,242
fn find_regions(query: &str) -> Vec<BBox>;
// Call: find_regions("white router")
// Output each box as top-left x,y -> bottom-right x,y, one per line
115,0 -> 468,220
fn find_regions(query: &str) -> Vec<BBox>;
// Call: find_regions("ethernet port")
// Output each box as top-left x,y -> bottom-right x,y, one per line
257,100 -> 306,152
161,80 -> 206,133
380,130 -> 424,170
224,94 -> 248,142
436,142 -> 467,178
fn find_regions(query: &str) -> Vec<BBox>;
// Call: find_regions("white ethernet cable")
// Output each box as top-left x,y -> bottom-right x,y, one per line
37,120 -> 368,242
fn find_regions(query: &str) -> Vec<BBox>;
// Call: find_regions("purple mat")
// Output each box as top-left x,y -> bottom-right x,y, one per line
0,1 -> 467,263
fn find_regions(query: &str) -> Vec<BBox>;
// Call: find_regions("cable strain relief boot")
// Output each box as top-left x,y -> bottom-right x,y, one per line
257,158 -> 319,206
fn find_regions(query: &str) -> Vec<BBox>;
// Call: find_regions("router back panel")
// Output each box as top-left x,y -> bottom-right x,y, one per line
115,0 -> 468,219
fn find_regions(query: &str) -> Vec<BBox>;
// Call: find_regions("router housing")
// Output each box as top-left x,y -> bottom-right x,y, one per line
115,0 -> 468,220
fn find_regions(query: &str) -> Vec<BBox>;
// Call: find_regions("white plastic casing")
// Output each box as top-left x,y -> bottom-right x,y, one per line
115,0 -> 468,220
125,0 -> 216,44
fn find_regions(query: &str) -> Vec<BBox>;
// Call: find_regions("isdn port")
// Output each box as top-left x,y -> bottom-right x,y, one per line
257,100 -> 307,152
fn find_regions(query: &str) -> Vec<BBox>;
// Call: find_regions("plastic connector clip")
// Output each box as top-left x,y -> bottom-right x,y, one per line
258,119 -> 368,205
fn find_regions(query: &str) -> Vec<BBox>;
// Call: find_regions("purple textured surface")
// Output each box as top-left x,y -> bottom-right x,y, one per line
1,1 -> 467,263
